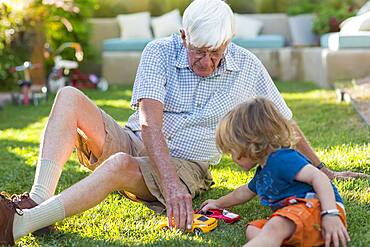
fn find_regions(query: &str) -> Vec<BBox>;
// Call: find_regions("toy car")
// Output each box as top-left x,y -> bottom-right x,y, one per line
197,209 -> 240,224
159,213 -> 218,235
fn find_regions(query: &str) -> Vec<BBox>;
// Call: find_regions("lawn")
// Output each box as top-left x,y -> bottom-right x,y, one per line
0,81 -> 369,247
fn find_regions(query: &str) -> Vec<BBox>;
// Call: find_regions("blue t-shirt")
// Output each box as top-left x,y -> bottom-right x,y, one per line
248,148 -> 343,210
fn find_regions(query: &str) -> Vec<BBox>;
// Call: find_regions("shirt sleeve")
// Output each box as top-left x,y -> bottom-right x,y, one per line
271,149 -> 311,184
254,60 -> 293,120
247,169 -> 259,193
130,41 -> 168,110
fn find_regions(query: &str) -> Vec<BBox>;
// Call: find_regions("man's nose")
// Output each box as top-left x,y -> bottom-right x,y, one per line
198,53 -> 212,67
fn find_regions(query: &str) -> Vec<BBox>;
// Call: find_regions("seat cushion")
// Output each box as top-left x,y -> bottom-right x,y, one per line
103,38 -> 152,52
234,14 -> 263,39
116,12 -> 153,39
340,32 -> 370,48
151,9 -> 182,39
232,35 -> 285,48
320,33 -> 338,49
321,32 -> 370,50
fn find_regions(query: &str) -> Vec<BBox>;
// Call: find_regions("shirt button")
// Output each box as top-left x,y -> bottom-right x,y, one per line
183,116 -> 188,119
168,136 -> 172,141
196,103 -> 201,108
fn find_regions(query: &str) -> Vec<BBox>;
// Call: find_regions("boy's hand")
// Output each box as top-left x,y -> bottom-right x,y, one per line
321,215 -> 350,247
200,199 -> 222,212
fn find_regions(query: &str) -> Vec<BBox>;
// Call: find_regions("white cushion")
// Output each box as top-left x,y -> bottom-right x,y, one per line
234,14 -> 263,39
151,9 -> 182,38
340,12 -> 370,34
357,0 -> 370,16
117,12 -> 152,39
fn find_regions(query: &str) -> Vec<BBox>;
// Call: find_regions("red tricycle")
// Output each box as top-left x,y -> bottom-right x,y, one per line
9,61 -> 48,106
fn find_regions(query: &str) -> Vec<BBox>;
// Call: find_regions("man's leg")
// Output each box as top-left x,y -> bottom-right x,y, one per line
29,86 -> 106,204
243,216 -> 295,247
13,152 -> 156,241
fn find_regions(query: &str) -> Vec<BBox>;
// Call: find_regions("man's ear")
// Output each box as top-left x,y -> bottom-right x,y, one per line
180,29 -> 187,48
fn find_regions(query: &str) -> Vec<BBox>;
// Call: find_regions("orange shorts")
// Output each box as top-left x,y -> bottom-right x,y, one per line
247,199 -> 347,247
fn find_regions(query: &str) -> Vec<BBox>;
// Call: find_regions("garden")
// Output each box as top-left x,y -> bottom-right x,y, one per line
0,0 -> 369,246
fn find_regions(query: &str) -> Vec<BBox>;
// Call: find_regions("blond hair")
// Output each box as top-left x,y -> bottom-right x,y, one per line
216,97 -> 295,163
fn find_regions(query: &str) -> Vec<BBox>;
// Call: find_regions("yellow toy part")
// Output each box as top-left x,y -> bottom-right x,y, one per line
159,213 -> 218,235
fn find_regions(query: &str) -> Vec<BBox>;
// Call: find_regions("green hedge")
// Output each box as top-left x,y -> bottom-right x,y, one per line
92,0 -> 257,17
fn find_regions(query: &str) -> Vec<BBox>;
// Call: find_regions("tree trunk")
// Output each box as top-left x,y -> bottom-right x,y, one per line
30,20 -> 46,86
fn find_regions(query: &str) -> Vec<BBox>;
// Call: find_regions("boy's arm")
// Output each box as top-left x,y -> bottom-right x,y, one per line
295,165 -> 336,211
295,165 -> 350,247
200,185 -> 256,212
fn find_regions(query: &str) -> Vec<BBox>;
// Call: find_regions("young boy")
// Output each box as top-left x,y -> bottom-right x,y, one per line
201,97 -> 349,247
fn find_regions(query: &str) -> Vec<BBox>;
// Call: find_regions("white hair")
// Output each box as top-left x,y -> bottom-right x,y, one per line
182,0 -> 235,49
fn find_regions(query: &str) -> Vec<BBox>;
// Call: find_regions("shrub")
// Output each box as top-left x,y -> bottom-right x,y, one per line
0,3 -> 28,91
286,0 -> 320,16
312,0 -> 362,35
255,0 -> 291,13
93,0 -> 256,17
0,0 -> 96,91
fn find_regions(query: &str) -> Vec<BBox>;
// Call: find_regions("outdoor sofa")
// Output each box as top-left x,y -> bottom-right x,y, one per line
89,11 -> 370,88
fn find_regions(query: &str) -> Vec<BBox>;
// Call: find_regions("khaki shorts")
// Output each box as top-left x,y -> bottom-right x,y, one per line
75,109 -> 214,213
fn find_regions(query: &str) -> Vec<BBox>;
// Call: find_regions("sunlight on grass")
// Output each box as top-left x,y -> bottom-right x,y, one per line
0,82 -> 369,246
94,99 -> 132,109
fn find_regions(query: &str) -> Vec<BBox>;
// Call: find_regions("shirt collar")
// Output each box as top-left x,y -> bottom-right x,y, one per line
175,45 -> 189,68
224,51 -> 240,72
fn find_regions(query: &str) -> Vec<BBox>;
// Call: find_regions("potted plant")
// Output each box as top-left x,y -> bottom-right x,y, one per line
287,0 -> 319,46
313,2 -> 356,36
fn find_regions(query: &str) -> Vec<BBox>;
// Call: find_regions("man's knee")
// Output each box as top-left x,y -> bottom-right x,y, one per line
55,86 -> 83,105
101,153 -> 137,179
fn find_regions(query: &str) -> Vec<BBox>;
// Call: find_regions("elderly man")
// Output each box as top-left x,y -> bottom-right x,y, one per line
0,0 -> 360,245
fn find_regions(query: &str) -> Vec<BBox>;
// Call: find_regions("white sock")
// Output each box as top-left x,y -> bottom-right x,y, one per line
13,195 -> 65,241
29,159 -> 62,204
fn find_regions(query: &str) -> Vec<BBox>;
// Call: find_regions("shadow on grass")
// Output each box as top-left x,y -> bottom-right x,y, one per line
0,101 -> 132,132
0,139 -> 89,194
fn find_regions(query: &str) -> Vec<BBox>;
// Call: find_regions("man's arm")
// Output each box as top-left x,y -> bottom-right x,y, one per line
291,122 -> 329,174
139,99 -> 193,231
292,121 -> 369,180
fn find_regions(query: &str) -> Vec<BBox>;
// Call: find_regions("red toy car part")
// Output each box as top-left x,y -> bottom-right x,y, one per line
197,209 -> 240,224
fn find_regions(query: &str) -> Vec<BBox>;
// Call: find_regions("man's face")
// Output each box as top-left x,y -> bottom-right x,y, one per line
181,31 -> 228,77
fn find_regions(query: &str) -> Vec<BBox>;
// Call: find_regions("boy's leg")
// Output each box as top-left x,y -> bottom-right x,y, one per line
29,86 -> 107,204
243,216 -> 295,247
12,152 -> 156,241
245,225 -> 261,240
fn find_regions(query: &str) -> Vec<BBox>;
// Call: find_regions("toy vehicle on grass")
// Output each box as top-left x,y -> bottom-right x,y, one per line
159,213 -> 217,235
196,209 -> 240,224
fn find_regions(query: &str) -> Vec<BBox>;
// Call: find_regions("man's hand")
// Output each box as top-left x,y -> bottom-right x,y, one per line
164,178 -> 193,232
321,167 -> 369,180
321,215 -> 350,247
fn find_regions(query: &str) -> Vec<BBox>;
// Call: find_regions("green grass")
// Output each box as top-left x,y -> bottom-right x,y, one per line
0,81 -> 369,246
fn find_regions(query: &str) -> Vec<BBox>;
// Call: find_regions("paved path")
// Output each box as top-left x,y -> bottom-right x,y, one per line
336,78 -> 370,126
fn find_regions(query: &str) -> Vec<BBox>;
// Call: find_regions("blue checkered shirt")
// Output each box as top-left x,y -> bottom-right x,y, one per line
125,34 -> 292,163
